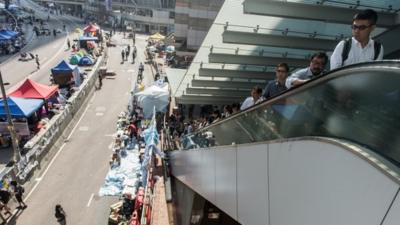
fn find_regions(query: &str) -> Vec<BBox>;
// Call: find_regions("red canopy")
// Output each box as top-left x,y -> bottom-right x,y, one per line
83,24 -> 99,33
8,79 -> 58,100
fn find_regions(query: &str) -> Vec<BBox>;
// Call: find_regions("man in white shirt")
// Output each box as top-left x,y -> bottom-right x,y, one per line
240,86 -> 264,111
330,9 -> 383,70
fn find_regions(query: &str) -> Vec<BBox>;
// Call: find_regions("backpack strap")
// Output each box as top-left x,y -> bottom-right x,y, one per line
373,40 -> 381,60
341,38 -> 352,65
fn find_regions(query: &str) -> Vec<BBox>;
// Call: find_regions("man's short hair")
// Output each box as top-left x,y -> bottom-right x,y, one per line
353,9 -> 378,25
277,63 -> 289,72
252,86 -> 263,94
310,52 -> 328,65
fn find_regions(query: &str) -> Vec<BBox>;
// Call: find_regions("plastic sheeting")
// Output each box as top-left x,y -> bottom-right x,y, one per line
99,146 -> 142,196
134,84 -> 169,119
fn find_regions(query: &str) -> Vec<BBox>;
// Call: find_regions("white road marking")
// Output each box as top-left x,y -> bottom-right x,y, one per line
95,106 -> 106,111
24,93 -> 95,201
87,193 -> 95,207
96,112 -> 104,116
127,69 -> 135,73
108,143 -> 113,149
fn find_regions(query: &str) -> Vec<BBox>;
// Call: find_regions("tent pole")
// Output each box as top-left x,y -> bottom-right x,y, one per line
0,71 -> 21,167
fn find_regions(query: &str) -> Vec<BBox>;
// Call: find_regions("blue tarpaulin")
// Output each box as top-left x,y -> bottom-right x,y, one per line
0,97 -> 44,118
99,147 -> 141,196
0,30 -> 18,38
79,36 -> 98,41
0,33 -> 12,41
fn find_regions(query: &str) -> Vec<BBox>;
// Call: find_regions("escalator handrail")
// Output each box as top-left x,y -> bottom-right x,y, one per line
190,60 -> 400,135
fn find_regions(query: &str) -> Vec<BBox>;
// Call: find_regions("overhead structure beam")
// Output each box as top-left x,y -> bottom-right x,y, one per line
199,68 -> 275,80
177,95 -> 244,105
192,79 -> 267,89
243,0 -> 397,27
223,30 -> 338,51
375,25 -> 400,58
209,53 -> 309,68
186,88 -> 250,97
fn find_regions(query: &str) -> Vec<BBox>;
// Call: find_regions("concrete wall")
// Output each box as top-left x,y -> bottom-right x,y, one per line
170,139 -> 400,225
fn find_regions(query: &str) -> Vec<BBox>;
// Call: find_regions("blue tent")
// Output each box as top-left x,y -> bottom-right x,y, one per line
78,56 -> 95,66
51,60 -> 75,74
0,97 -> 44,118
51,60 -> 81,86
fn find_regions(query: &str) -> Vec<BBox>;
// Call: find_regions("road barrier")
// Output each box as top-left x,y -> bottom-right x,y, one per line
1,53 -> 105,183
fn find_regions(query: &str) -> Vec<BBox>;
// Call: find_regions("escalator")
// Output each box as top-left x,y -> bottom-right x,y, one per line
170,61 -> 400,225
182,61 -> 400,167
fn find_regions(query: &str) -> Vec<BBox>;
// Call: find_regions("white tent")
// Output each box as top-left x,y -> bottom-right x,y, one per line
134,84 -> 169,118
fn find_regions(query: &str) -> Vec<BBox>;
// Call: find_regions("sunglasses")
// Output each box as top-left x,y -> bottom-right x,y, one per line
351,24 -> 372,31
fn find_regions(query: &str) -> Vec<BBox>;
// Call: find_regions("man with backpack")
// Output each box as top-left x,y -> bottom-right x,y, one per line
330,9 -> 383,70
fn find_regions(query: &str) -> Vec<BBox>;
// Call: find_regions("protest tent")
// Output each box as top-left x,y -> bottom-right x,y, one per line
0,97 -> 44,118
148,32 -> 165,41
83,24 -> 99,33
8,79 -> 58,100
78,56 -> 95,66
134,84 -> 169,118
69,54 -> 81,65
51,60 -> 81,86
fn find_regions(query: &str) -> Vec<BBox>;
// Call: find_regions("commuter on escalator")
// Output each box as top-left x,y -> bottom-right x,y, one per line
240,86 -> 264,111
330,9 -> 383,70
285,52 -> 328,89
263,63 -> 289,99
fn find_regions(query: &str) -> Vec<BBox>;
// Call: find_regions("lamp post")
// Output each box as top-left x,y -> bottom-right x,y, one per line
0,71 -> 21,166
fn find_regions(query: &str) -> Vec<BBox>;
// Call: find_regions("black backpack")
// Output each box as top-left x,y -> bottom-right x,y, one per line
341,38 -> 382,65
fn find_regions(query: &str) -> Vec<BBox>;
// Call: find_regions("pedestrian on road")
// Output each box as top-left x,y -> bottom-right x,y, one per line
63,24 -> 66,31
132,51 -> 136,64
55,204 -> 66,225
10,181 -> 27,209
98,73 -> 103,89
121,49 -> 125,62
53,29 -> 57,37
67,39 -> 70,49
35,54 -> 40,69
125,48 -> 129,61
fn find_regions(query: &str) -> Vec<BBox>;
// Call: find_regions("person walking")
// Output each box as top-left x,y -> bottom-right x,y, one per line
121,49 -> 125,63
55,204 -> 66,225
125,48 -> 129,61
10,181 -> 27,209
132,51 -> 136,64
67,38 -> 70,49
35,54 -> 40,69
